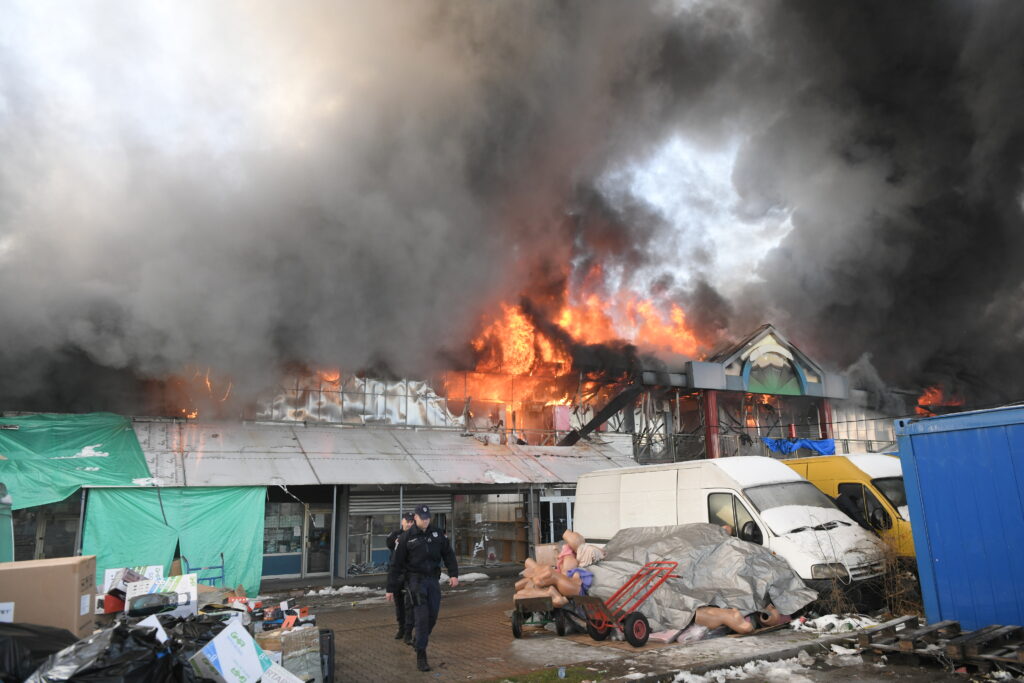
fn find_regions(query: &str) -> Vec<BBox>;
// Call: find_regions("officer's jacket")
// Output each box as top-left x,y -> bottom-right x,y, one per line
387,524 -> 459,593
386,528 -> 403,555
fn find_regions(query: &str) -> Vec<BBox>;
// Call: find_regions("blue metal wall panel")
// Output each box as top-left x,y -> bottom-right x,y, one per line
896,408 -> 1024,629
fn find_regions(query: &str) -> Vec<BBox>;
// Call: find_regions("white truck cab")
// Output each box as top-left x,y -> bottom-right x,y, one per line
573,456 -> 884,592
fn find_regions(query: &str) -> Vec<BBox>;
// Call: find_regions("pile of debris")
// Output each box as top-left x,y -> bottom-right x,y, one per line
0,555 -> 333,682
511,524 -> 818,645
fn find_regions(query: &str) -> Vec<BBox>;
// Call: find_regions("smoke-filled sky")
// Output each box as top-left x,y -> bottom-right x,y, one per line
2,0 -> 1024,410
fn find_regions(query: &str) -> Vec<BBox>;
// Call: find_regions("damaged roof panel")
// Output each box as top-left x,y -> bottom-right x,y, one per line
128,420 -> 632,487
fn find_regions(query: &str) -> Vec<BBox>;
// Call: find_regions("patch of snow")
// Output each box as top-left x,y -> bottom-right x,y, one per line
458,572 -> 490,583
845,454 -> 902,479
132,477 -> 164,486
305,585 -> 379,597
484,469 -> 524,484
52,444 -> 109,459
759,505 -> 851,536
827,644 -> 864,667
766,508 -> 884,567
621,674 -> 646,680
709,456 -> 801,487
673,653 -> 815,683
898,505 -> 910,520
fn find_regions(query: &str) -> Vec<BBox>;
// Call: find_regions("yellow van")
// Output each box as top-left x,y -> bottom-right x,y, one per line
783,454 -> 914,559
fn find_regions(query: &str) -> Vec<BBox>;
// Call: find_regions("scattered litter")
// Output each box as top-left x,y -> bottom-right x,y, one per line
790,614 -> 878,633
829,644 -> 860,656
825,642 -> 864,667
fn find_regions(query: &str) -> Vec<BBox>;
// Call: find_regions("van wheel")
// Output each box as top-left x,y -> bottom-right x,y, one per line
512,611 -> 523,639
555,610 -> 567,636
623,612 -> 650,647
586,619 -> 610,641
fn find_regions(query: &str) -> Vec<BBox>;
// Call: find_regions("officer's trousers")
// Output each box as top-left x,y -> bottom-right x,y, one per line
394,585 -> 410,632
407,574 -> 442,650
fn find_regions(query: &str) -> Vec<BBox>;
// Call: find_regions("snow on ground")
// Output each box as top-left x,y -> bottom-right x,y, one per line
673,651 -> 817,683
306,585 -> 381,597
441,572 -> 489,583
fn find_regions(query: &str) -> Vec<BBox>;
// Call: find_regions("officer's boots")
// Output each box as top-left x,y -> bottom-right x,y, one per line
416,648 -> 431,672
403,628 -> 414,646
394,626 -> 405,639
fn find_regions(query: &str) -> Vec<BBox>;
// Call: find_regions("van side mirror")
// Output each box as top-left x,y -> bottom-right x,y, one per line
870,507 -> 892,531
740,521 -> 763,545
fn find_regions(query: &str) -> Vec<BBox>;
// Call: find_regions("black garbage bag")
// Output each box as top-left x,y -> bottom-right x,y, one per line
0,623 -> 79,682
25,621 -> 174,683
158,614 -> 229,683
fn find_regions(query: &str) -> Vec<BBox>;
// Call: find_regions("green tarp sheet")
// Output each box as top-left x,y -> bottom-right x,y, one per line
0,413 -> 150,510
83,487 -> 266,597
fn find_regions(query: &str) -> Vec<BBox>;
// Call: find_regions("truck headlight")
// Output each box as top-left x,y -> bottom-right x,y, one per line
811,563 -> 850,580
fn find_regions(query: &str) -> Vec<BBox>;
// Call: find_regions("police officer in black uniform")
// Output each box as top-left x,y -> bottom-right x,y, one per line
386,512 -> 415,642
386,504 -> 459,672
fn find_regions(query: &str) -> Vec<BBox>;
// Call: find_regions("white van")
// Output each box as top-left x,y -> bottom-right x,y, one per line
573,456 -> 884,593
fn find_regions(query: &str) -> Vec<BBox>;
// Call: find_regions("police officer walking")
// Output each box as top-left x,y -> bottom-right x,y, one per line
386,512 -> 415,642
386,504 -> 459,672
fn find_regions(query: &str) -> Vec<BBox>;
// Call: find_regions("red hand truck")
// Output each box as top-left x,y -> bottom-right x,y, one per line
575,560 -> 679,647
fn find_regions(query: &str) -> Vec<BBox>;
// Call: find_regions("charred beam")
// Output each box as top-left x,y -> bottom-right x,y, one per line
557,385 -> 644,447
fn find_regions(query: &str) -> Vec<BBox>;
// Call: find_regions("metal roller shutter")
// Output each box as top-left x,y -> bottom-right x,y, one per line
348,493 -> 453,516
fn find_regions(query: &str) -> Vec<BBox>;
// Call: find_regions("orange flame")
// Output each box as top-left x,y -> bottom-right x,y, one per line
472,289 -> 702,379
915,385 -> 965,416
472,303 -> 572,376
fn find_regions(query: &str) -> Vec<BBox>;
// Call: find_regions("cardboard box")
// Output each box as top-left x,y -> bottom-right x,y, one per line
189,620 -> 274,683
0,555 -> 96,638
261,663 -> 304,683
255,625 -> 322,683
533,542 -> 560,569
102,565 -> 164,595
124,573 -> 198,619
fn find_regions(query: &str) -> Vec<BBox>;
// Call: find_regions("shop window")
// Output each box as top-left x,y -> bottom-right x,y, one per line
12,492 -> 81,561
452,493 -> 525,566
263,502 -> 304,554
347,513 -> 399,575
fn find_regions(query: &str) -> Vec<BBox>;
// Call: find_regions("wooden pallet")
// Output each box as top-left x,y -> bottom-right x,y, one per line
855,617 -> 1024,671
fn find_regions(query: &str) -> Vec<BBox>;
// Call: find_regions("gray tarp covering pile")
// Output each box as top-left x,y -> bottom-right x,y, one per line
587,524 -> 818,631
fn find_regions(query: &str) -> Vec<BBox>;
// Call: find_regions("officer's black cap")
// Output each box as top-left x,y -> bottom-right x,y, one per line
414,504 -> 431,519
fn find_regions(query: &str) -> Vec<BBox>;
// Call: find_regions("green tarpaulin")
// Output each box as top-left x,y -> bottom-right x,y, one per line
0,413 -> 150,510
83,487 -> 266,597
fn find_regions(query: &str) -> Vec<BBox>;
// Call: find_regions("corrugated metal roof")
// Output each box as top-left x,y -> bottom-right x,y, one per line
129,420 -> 636,487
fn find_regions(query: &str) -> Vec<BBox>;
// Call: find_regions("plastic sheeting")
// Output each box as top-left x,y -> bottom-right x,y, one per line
0,413 -> 150,510
587,524 -> 817,631
761,438 -> 836,455
82,487 -> 265,597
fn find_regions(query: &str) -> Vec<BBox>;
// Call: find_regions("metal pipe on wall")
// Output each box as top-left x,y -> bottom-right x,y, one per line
329,485 -> 337,588
74,488 -> 88,556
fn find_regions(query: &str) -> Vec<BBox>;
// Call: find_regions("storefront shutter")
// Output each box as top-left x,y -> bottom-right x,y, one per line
348,493 -> 452,515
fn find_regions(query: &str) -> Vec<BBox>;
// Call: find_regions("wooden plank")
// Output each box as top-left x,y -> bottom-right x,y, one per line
946,625 -> 1004,659
897,620 -> 961,652
858,615 -> 920,648
965,625 -> 1022,657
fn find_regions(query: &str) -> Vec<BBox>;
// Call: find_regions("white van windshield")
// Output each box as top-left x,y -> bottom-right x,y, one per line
745,481 -> 837,513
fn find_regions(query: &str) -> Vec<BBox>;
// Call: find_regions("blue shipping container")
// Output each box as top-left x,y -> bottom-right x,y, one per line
896,406 -> 1024,629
